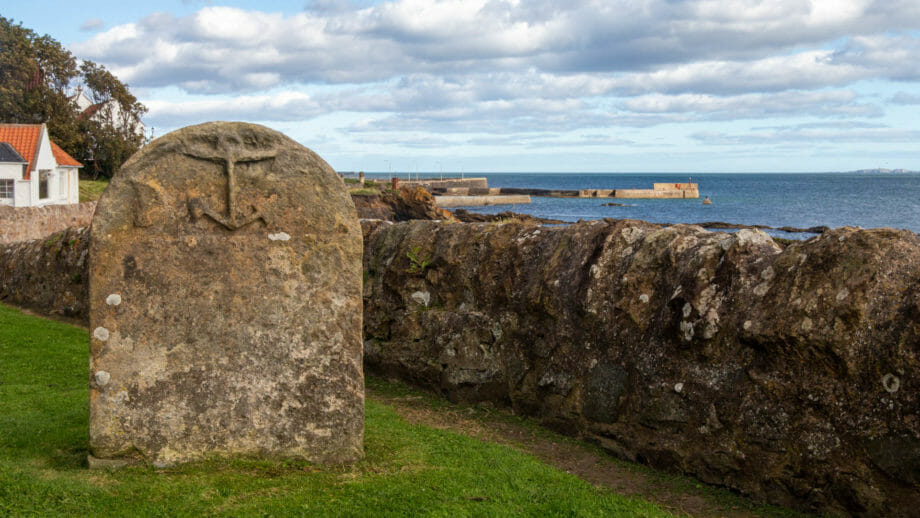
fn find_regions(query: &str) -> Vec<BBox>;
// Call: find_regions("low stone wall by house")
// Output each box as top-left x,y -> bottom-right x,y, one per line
363,219 -> 920,516
0,226 -> 88,319
0,202 -> 96,244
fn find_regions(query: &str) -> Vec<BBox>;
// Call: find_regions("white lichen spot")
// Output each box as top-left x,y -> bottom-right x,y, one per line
410,291 -> 431,307
105,293 -> 122,306
639,293 -> 649,304
801,317 -> 813,332
882,373 -> 901,393
753,282 -> 770,297
590,264 -> 600,278
553,280 -> 560,287
268,232 -> 291,241
93,327 -> 110,341
761,266 -> 775,281
671,286 -> 683,300
94,370 -> 111,387
836,288 -> 849,302
680,320 -> 694,341
674,382 -> 684,393
683,302 -> 693,318
743,320 -> 753,330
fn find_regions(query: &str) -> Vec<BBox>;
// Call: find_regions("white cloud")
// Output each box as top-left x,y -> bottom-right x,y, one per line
892,91 -> 920,105
69,0 -> 920,152
624,90 -> 882,119
73,1 -> 920,93
693,126 -> 920,145
146,91 -> 323,126
79,18 -> 104,31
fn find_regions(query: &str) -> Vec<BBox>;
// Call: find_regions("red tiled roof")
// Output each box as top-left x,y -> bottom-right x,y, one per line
0,124 -> 82,178
50,141 -> 82,167
0,124 -> 42,179
79,103 -> 103,119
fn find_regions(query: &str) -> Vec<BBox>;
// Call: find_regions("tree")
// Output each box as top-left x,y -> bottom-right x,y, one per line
78,61 -> 147,177
0,16 -> 146,177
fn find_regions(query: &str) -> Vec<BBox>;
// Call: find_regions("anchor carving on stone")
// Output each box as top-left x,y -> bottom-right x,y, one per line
182,136 -> 278,230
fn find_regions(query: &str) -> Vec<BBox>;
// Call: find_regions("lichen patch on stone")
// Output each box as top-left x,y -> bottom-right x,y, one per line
94,370 -> 111,387
93,327 -> 110,341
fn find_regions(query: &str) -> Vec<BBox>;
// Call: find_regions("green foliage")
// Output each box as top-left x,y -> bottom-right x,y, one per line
349,188 -> 379,196
0,303 -> 673,517
0,17 -> 146,178
406,245 -> 432,274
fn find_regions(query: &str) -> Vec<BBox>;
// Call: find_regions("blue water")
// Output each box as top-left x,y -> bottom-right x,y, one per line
364,172 -> 920,237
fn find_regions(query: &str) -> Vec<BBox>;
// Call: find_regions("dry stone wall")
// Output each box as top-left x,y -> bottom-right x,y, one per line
0,226 -> 88,319
0,202 -> 96,244
362,219 -> 920,516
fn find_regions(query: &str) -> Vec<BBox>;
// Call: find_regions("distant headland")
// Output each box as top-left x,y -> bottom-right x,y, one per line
848,168 -> 918,174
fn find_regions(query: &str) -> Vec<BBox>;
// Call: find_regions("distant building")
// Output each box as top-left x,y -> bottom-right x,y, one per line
72,87 -> 146,138
0,123 -> 82,207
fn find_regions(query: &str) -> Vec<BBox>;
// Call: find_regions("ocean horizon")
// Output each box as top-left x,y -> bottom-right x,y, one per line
363,171 -> 920,238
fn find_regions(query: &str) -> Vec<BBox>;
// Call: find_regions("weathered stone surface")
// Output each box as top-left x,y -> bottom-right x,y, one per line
89,122 -> 363,466
379,186 -> 454,221
363,219 -> 920,516
0,226 -> 88,319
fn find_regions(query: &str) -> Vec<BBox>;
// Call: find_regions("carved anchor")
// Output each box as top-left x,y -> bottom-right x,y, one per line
182,138 -> 277,230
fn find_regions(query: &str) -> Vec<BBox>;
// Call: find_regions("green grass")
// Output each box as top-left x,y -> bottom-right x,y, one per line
349,188 -> 380,196
78,179 -> 109,203
366,378 -> 805,518
0,303 -> 672,517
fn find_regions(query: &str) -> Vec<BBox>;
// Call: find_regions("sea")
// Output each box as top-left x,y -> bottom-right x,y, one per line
364,172 -> 920,239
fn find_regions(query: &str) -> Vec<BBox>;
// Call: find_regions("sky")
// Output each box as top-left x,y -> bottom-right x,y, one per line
5,0 -> 920,172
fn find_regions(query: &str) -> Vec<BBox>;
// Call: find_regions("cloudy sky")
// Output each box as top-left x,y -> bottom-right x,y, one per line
6,0 -> 920,172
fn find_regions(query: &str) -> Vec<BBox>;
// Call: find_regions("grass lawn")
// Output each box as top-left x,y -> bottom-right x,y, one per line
0,303 -> 673,517
78,179 -> 109,203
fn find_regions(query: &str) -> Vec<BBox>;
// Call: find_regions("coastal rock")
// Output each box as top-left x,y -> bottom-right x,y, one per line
88,122 -> 364,466
380,186 -> 454,221
362,218 -> 920,515
353,186 -> 454,222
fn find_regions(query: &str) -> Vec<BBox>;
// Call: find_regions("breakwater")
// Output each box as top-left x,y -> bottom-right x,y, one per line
423,179 -> 699,207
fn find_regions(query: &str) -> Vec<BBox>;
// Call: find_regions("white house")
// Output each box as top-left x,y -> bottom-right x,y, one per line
72,87 -> 146,138
0,123 -> 82,207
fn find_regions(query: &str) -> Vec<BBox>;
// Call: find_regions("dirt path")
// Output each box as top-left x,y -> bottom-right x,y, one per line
367,387 -> 800,518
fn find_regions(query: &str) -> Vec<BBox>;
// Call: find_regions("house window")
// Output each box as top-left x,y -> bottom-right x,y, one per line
59,172 -> 66,196
39,171 -> 50,199
0,179 -> 13,199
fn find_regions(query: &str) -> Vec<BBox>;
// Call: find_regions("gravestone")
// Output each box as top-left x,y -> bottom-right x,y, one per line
88,122 -> 364,466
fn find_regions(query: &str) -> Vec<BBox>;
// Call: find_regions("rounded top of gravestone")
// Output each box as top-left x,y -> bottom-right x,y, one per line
93,121 -> 355,236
